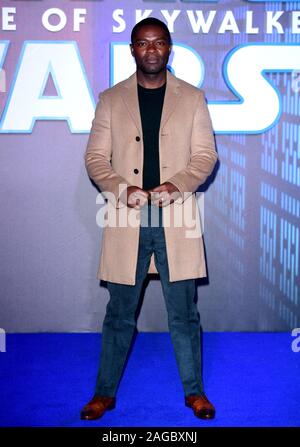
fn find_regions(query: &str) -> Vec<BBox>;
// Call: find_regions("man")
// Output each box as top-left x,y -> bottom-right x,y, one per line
81,17 -> 218,420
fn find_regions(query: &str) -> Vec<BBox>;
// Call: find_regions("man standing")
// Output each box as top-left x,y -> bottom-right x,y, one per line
81,17 -> 218,420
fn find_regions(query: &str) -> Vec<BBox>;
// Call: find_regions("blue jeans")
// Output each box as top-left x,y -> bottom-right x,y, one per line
95,204 -> 204,397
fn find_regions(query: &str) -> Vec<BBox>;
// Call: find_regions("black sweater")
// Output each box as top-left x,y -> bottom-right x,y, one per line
137,82 -> 166,192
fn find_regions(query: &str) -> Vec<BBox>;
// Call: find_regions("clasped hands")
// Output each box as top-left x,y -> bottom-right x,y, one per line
120,183 -> 181,209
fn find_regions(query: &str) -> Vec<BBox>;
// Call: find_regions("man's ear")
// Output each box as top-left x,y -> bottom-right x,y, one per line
130,43 -> 134,55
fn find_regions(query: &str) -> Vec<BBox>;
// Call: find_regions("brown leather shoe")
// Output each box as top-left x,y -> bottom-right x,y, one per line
185,394 -> 215,419
80,395 -> 116,420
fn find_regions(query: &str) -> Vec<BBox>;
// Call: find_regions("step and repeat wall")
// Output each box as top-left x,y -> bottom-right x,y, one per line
0,0 -> 299,331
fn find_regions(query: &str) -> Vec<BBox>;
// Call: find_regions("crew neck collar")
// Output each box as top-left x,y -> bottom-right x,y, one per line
137,82 -> 166,91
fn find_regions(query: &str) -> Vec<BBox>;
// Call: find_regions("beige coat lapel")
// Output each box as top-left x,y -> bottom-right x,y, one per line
160,69 -> 181,130
120,72 -> 142,133
120,69 -> 181,134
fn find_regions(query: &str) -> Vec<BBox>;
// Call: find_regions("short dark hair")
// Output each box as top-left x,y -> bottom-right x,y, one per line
131,17 -> 172,45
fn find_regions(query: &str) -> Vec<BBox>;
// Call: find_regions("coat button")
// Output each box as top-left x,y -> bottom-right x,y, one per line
134,168 -> 139,174
135,136 -> 140,141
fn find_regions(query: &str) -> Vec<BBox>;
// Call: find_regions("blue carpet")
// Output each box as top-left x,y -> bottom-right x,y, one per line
0,333 -> 299,427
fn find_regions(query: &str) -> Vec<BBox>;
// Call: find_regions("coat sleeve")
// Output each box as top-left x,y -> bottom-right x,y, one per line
166,90 -> 218,204
84,92 -> 130,208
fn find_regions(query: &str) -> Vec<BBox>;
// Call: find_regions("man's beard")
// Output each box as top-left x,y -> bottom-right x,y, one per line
138,57 -> 169,75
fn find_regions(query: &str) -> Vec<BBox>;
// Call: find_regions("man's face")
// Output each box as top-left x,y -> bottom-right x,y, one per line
130,25 -> 171,75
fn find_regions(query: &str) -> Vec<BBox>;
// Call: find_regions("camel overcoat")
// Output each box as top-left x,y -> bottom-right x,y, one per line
85,70 -> 218,285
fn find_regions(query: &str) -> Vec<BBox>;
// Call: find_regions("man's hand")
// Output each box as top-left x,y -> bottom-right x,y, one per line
147,182 -> 181,207
119,186 -> 150,209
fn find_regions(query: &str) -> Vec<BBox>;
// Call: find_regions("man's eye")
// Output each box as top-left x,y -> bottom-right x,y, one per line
137,42 -> 146,47
156,41 -> 166,46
